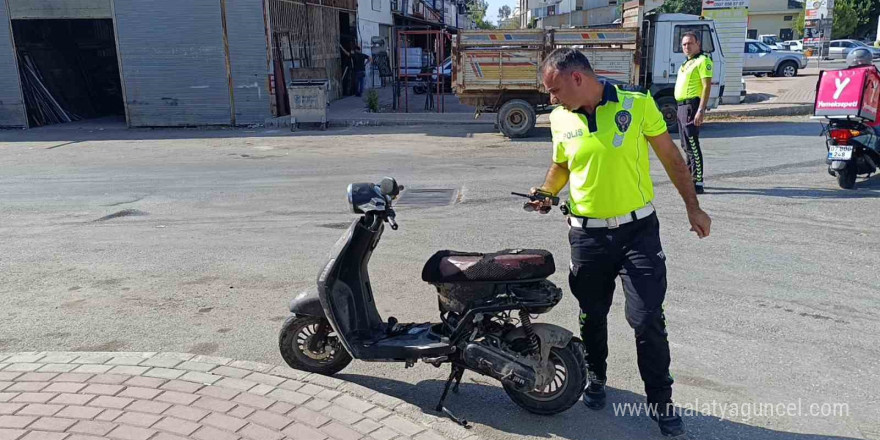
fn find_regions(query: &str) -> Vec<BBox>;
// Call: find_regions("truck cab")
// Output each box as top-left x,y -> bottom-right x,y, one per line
643,13 -> 727,131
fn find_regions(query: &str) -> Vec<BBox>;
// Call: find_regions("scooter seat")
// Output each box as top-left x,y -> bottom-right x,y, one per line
421,249 -> 555,283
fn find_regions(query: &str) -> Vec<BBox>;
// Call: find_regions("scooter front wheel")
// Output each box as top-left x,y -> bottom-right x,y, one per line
503,339 -> 586,415
279,315 -> 352,376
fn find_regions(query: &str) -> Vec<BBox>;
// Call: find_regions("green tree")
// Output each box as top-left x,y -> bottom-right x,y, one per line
851,0 -> 880,38
794,10 -> 805,38
498,5 -> 512,22
658,0 -> 703,16
831,0 -> 858,39
468,0 -> 496,29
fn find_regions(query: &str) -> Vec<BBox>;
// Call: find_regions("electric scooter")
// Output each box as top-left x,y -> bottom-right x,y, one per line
278,177 -> 586,424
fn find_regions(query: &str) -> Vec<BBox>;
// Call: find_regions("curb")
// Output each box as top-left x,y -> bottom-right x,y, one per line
707,104 -> 813,119
263,116 -> 494,130
326,118 -> 493,128
0,351 -> 481,440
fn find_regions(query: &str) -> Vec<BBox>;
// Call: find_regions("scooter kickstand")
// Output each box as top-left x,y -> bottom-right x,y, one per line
436,366 -> 470,428
452,368 -> 464,394
442,406 -> 470,428
436,366 -> 457,412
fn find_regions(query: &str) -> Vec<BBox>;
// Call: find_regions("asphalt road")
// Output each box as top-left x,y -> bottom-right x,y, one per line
1,118 -> 878,440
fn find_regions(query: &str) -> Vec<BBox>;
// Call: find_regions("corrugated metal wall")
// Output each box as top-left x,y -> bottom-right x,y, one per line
0,0 -> 26,127
9,0 -> 111,19
113,0 -> 232,126
225,0 -> 271,125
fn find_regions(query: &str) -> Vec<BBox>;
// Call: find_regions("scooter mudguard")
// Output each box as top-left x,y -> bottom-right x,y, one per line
503,323 -> 573,363
289,287 -> 326,317
830,160 -> 849,171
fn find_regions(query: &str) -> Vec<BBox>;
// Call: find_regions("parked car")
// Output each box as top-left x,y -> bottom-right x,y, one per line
783,40 -> 804,52
744,39 -> 807,77
759,34 -> 787,50
829,40 -> 880,60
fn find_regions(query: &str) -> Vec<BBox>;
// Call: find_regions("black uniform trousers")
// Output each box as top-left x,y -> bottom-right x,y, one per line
676,97 -> 704,184
569,213 -> 674,404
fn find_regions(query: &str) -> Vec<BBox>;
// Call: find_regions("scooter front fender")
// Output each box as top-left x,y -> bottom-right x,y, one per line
289,287 -> 326,317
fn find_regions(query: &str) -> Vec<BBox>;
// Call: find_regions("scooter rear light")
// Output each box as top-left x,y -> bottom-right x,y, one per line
830,129 -> 860,144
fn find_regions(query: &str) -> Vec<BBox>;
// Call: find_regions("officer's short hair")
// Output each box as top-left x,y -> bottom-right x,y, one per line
542,48 -> 593,76
682,31 -> 701,45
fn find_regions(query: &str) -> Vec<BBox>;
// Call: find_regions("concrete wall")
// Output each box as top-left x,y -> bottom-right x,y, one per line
358,0 -> 392,87
9,0 -> 111,19
539,5 -> 617,28
0,0 -> 26,127
749,13 -> 794,37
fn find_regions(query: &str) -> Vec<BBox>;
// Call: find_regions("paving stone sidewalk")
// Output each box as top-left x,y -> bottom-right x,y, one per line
0,352 -> 480,440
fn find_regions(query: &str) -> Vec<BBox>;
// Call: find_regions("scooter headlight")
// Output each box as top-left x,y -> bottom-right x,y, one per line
347,182 -> 385,214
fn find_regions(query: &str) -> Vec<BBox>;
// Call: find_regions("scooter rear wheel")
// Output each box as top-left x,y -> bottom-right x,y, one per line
502,339 -> 586,415
279,315 -> 352,376
836,161 -> 857,189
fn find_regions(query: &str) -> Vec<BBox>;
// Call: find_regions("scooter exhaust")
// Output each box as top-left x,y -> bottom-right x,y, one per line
462,342 -> 537,391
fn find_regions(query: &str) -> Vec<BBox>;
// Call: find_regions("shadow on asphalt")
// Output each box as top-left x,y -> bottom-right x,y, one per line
339,374 -> 860,440
0,124 -> 501,144
705,179 -> 880,198
698,121 -> 823,139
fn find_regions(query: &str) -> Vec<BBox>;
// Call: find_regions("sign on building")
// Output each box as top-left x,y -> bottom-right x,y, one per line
804,0 -> 833,55
702,0 -> 748,104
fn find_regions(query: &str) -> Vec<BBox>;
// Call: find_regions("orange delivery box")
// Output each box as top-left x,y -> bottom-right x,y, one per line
814,65 -> 880,122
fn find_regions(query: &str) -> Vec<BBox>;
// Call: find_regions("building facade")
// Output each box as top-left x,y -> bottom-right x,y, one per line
748,0 -> 804,40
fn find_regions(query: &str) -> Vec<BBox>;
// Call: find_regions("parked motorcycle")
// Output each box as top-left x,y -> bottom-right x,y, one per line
278,177 -> 586,424
823,119 -> 880,189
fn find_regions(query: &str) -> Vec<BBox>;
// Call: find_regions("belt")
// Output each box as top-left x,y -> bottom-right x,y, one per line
677,98 -> 700,105
569,204 -> 655,229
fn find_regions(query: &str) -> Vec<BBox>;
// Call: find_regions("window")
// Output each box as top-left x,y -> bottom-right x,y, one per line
783,15 -> 793,21
373,0 -> 381,11
747,29 -> 758,39
548,5 -> 556,15
830,41 -> 840,47
745,43 -> 760,54
842,41 -> 853,47
674,25 -> 714,53
780,29 -> 793,40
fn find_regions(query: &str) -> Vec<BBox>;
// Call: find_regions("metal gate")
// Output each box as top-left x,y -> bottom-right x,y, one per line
0,0 -> 26,127
113,0 -> 231,126
268,0 -> 352,106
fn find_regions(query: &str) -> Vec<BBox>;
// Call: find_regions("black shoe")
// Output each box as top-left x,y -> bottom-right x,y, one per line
649,405 -> 686,438
582,376 -> 606,410
695,183 -> 705,194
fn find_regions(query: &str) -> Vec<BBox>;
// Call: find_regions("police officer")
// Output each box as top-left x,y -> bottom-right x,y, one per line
674,32 -> 714,194
528,48 -> 711,437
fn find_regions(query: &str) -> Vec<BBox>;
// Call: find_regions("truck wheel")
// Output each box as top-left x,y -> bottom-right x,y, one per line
777,61 -> 798,78
655,96 -> 679,134
498,99 -> 536,138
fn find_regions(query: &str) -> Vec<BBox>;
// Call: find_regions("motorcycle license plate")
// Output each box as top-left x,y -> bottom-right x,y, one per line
828,145 -> 853,160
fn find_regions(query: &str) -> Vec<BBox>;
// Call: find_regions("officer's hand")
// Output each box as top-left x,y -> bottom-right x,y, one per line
694,109 -> 705,127
524,187 -> 553,214
687,207 -> 711,238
